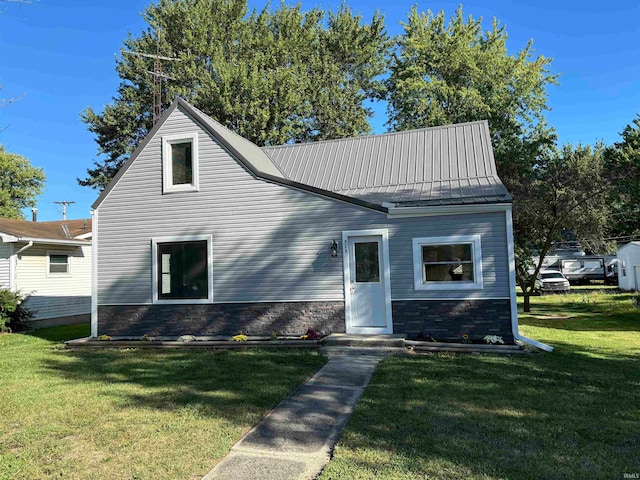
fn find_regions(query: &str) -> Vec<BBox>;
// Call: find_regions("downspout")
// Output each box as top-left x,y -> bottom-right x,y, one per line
505,208 -> 553,352
16,240 -> 34,255
90,209 -> 98,338
10,241 -> 34,292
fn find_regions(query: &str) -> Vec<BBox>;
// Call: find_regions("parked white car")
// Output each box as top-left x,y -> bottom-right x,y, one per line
534,270 -> 571,294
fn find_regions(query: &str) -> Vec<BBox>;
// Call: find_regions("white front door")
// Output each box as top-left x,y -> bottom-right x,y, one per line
634,266 -> 640,291
343,230 -> 392,334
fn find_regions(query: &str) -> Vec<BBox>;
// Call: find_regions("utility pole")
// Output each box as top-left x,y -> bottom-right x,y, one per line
122,28 -> 178,124
53,201 -> 75,221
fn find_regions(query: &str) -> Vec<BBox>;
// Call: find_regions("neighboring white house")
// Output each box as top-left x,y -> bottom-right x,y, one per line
617,242 -> 640,291
0,217 -> 92,327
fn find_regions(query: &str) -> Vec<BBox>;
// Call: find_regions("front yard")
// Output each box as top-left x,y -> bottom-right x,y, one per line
2,290 -> 639,479
320,290 -> 640,479
0,325 -> 325,479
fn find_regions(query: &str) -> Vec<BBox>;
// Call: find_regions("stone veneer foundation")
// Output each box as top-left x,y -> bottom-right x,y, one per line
98,299 -> 513,342
98,302 -> 346,337
392,299 -> 514,343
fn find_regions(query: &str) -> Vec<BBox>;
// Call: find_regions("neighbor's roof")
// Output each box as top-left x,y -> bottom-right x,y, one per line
0,218 -> 92,243
93,97 -> 510,211
262,121 -> 510,206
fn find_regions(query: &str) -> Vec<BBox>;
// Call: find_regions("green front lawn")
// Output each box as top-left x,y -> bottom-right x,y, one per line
320,291 -> 640,479
0,325 -> 325,479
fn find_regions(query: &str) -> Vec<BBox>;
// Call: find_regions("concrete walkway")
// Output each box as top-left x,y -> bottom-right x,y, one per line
202,352 -> 386,480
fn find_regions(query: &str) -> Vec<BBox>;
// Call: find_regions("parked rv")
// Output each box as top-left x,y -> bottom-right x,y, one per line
531,251 -> 617,285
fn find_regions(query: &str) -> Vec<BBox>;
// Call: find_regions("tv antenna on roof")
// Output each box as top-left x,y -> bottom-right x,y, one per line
122,27 -> 179,125
53,201 -> 75,221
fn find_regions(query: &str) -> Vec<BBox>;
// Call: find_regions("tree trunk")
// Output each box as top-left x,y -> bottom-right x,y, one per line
523,289 -> 531,313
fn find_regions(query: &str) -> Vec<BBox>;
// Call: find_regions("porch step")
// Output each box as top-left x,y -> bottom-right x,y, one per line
322,334 -> 406,348
320,346 -> 406,357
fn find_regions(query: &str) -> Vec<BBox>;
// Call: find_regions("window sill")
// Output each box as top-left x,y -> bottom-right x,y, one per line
414,281 -> 483,291
162,185 -> 199,194
153,298 -> 213,305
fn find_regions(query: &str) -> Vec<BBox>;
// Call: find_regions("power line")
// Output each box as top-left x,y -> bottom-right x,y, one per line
53,201 -> 75,221
121,28 -> 179,125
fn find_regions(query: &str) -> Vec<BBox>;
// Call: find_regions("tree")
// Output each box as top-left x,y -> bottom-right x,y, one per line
387,6 -> 558,175
386,6 -> 574,311
0,145 -> 45,219
514,143 -> 609,311
80,0 -> 390,190
603,115 -> 640,239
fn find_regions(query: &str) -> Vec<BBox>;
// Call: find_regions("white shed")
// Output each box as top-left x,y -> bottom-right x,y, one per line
617,242 -> 640,291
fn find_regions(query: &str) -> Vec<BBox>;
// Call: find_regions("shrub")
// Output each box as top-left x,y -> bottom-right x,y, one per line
0,288 -> 33,333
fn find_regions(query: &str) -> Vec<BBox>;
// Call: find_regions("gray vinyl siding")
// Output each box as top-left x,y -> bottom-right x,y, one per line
0,242 -> 12,288
97,106 -> 510,305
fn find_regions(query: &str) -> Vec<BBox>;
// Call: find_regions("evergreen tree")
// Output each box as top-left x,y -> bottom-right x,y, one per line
604,115 -> 640,239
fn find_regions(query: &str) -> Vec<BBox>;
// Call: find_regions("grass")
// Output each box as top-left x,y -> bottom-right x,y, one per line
0,324 -> 326,479
320,290 -> 640,479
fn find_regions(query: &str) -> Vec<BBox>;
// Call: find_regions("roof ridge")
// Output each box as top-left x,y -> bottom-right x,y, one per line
261,120 -> 490,151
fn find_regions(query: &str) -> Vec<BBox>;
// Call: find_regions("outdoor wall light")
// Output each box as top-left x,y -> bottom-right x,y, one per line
330,239 -> 339,257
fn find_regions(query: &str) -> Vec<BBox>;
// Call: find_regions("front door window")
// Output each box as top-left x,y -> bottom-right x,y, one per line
354,241 -> 380,283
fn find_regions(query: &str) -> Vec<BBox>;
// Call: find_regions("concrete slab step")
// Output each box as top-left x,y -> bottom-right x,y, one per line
320,346 -> 406,357
322,334 -> 405,348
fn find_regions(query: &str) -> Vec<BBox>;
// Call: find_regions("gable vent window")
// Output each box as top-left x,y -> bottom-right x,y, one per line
48,253 -> 70,275
162,133 -> 199,193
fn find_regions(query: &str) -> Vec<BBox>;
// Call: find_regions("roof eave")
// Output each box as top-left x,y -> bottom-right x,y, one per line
91,98 -> 182,210
10,237 -> 90,246
386,202 -> 513,217
177,99 -> 388,214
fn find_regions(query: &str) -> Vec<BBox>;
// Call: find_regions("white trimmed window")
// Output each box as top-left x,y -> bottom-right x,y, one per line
162,132 -> 199,193
151,235 -> 212,304
412,235 -> 483,290
48,252 -> 70,275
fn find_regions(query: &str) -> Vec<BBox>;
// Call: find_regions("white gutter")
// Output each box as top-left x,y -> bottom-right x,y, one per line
16,237 -> 90,246
8,244 -> 16,291
387,203 -> 513,218
505,208 -> 553,352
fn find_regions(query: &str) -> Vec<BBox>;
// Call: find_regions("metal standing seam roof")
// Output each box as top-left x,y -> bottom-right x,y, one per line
262,121 -> 511,206
93,97 -> 510,211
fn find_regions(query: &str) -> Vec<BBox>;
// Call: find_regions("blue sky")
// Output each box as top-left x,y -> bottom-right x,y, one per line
1,0 -> 638,221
